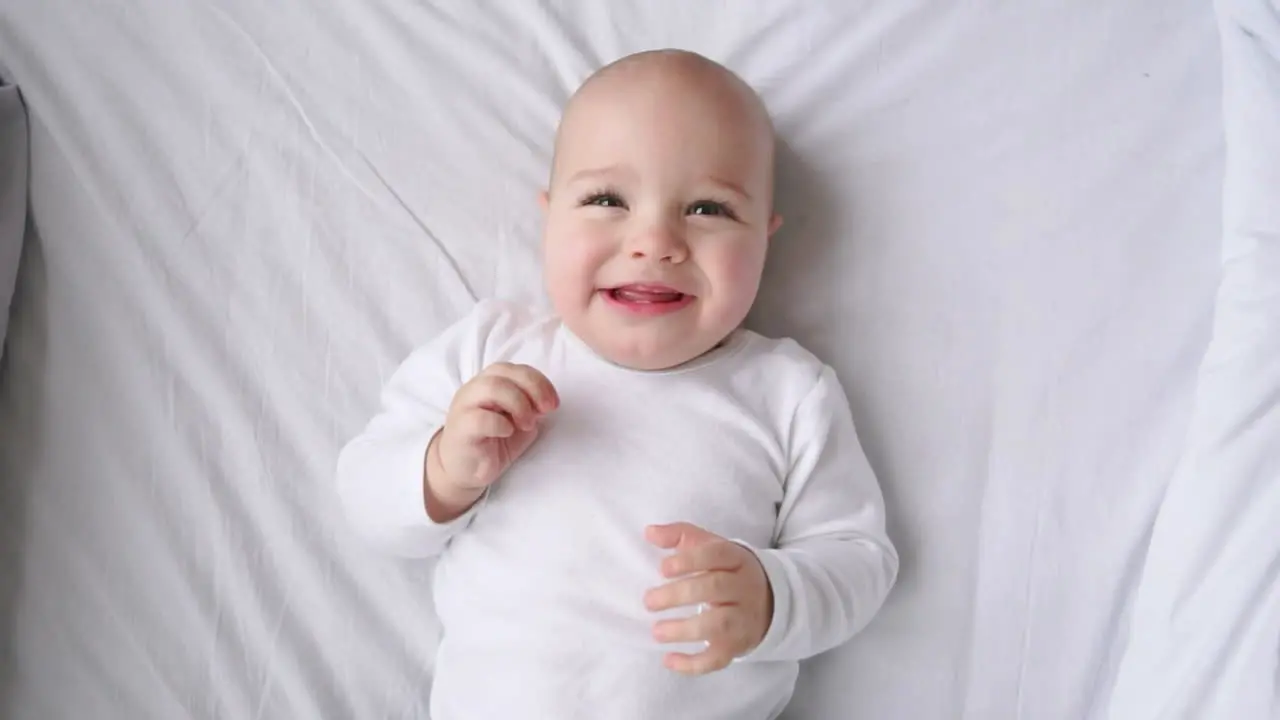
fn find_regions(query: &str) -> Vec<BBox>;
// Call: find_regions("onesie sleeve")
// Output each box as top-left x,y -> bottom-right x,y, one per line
334,299 -> 521,559
739,366 -> 899,663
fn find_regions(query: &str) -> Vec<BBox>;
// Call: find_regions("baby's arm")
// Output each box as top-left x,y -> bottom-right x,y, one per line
742,365 -> 899,662
335,301 -> 505,559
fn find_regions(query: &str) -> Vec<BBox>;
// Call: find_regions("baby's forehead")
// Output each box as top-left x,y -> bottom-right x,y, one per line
572,50 -> 765,117
552,52 -> 774,160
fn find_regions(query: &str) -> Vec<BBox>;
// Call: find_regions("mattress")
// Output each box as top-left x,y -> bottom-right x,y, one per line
0,1 -> 1271,718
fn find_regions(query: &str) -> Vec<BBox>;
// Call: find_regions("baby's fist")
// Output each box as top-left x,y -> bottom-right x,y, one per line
643,523 -> 774,675
427,363 -> 558,517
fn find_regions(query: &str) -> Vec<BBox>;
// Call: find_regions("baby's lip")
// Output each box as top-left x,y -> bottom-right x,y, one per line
605,282 -> 691,296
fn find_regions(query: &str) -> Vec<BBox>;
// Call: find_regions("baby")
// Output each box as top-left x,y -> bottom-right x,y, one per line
336,49 -> 898,719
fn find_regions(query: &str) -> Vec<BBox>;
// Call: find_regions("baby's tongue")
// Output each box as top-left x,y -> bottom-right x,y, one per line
615,287 -> 682,303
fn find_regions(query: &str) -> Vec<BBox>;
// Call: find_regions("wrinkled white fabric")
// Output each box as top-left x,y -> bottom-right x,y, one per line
0,2 -> 1243,718
1107,1 -> 1280,718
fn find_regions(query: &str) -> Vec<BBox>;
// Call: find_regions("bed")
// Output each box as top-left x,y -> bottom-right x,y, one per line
0,1 -> 1275,718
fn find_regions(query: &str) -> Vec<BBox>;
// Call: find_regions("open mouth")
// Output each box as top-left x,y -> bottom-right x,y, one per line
600,284 -> 694,315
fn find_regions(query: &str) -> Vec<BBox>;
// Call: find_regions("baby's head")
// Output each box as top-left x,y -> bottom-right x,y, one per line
540,50 -> 782,371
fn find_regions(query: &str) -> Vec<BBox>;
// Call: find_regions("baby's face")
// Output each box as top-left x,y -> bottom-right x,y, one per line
540,56 -> 781,371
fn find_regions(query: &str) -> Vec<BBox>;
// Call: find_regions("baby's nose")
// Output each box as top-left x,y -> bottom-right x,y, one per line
628,223 -> 688,263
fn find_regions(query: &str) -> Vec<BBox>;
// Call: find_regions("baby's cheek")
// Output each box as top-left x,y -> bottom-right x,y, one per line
544,227 -> 608,298
711,241 -> 767,314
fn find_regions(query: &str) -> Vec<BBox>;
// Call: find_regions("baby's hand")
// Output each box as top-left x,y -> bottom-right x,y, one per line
643,522 -> 773,675
427,363 -> 559,520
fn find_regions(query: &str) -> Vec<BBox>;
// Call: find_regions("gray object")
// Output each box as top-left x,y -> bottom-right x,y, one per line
0,78 -> 25,358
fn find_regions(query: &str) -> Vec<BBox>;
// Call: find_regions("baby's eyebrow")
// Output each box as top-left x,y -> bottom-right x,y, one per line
567,164 -> 630,185
707,177 -> 753,204
563,166 -> 754,204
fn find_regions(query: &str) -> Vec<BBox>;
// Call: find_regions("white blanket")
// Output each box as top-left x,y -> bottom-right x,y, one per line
0,1 -> 1267,718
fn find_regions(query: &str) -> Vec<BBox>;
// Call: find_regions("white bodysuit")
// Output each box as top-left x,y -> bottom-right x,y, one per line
336,299 -> 898,720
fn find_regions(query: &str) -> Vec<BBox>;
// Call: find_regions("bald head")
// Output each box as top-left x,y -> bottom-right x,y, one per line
549,50 -> 776,197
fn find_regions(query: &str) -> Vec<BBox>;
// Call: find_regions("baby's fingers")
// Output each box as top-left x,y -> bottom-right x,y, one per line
456,407 -> 515,441
486,363 -> 559,414
653,606 -> 746,647
662,541 -> 746,578
645,571 -> 741,611
652,611 -> 717,645
663,648 -> 733,676
467,375 -> 539,431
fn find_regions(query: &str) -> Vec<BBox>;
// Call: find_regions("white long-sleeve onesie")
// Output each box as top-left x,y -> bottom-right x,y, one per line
336,299 -> 898,720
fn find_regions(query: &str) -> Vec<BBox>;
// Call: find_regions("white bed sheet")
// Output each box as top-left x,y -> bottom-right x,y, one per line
1108,0 -> 1280,717
0,1 -> 1253,718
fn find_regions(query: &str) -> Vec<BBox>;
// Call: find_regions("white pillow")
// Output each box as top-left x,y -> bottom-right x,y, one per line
0,77 -> 26,358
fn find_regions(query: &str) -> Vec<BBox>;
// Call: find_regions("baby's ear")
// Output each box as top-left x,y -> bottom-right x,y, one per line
538,190 -> 550,212
768,213 -> 784,237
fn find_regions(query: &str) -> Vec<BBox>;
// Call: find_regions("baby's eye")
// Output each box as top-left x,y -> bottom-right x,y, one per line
687,200 -> 734,218
582,192 -> 626,209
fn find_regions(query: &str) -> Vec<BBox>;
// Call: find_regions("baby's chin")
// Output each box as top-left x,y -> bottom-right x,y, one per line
576,324 -> 721,372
